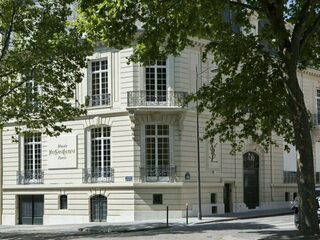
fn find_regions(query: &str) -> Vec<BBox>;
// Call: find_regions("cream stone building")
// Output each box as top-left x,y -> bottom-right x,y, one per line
2,43 -> 320,225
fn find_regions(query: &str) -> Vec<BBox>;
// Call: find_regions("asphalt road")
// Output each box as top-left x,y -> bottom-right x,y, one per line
0,214 -> 316,240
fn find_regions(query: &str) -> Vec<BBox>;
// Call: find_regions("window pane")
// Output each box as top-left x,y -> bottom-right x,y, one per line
60,195 -> 68,209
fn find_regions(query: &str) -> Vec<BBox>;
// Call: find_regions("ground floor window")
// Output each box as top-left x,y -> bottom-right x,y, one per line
90,195 -> 107,222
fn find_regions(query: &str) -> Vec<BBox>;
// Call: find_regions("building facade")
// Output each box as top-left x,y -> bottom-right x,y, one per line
1,43 -> 320,225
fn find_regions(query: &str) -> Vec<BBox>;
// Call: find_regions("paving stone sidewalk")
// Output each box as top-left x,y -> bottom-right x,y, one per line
0,207 -> 292,234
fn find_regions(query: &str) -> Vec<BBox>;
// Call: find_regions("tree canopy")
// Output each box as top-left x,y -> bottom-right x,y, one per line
78,0 -> 320,235
0,0 -> 92,135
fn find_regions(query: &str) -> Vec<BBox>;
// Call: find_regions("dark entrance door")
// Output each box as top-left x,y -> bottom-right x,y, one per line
224,183 -> 232,213
19,195 -> 44,225
243,152 -> 259,209
91,195 -> 107,222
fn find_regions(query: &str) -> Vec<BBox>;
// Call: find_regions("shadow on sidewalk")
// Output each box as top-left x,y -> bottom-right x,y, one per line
0,221 -> 303,240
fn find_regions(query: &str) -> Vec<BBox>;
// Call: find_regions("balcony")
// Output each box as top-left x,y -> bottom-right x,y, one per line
83,167 -> 114,183
17,170 -> 44,184
140,165 -> 176,182
85,93 -> 111,107
127,91 -> 187,108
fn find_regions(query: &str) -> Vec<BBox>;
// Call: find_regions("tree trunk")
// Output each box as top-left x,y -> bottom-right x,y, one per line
286,68 -> 319,236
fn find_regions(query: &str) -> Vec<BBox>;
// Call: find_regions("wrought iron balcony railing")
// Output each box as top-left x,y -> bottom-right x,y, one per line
127,91 -> 187,107
140,165 -> 176,182
83,167 -> 114,183
85,93 -> 111,107
17,170 -> 44,184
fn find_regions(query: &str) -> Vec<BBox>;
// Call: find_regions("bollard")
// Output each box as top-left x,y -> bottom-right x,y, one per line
166,205 -> 169,226
186,203 -> 189,224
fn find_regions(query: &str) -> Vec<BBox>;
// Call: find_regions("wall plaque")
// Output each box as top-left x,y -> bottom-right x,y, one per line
48,135 -> 77,169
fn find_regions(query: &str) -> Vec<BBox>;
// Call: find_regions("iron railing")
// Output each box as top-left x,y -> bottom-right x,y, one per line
17,170 -> 44,184
83,167 -> 114,183
127,91 -> 187,107
140,165 -> 176,182
85,93 -> 111,107
283,171 -> 297,183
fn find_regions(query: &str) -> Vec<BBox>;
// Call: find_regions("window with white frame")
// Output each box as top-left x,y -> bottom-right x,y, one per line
91,127 -> 111,178
23,71 -> 40,112
145,125 -> 170,177
146,60 -> 167,103
90,59 -> 110,106
316,89 -> 320,124
24,133 -> 42,181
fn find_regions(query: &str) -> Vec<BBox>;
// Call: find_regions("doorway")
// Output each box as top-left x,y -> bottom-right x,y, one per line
90,195 -> 107,222
19,195 -> 44,225
243,152 -> 259,209
224,183 -> 232,213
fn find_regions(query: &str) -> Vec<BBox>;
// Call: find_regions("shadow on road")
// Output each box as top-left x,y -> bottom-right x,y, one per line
0,221 -> 303,240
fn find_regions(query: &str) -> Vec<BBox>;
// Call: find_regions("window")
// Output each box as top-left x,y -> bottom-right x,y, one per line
285,192 -> 290,202
283,171 -> 297,183
317,172 -> 320,184
90,60 -> 110,106
59,195 -> 68,209
211,206 -> 217,214
146,60 -> 167,103
145,125 -> 170,179
153,194 -> 163,205
293,192 -> 298,200
222,9 -> 240,34
23,71 -> 40,112
210,193 -> 216,204
91,127 -> 111,178
24,133 -> 42,183
316,90 -> 320,125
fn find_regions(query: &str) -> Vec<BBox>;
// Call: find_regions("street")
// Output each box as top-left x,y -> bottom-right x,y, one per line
0,214 -> 316,240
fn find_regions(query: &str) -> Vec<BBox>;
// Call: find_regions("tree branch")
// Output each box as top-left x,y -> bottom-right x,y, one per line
0,3 -> 17,63
300,13 -> 320,51
0,72 -> 32,100
290,0 -> 315,53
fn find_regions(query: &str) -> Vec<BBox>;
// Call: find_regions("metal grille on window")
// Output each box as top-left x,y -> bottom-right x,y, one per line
91,127 -> 111,180
59,195 -> 68,210
24,133 -> 42,183
146,60 -> 167,103
91,60 -> 109,106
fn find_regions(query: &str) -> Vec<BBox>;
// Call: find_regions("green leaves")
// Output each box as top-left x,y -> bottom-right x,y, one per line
77,0 -> 319,152
0,0 -> 92,135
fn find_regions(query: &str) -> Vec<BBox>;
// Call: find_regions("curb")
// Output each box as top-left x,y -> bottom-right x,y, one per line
194,211 -> 292,224
79,225 -> 169,233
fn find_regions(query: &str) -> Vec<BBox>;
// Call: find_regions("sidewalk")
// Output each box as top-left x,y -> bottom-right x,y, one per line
0,207 -> 292,234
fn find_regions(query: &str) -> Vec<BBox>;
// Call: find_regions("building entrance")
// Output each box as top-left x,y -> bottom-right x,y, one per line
224,183 -> 232,213
243,152 -> 259,209
90,195 -> 107,222
19,195 -> 44,225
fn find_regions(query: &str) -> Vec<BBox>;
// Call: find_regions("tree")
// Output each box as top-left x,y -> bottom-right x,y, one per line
0,0 -> 92,136
77,0 -> 320,235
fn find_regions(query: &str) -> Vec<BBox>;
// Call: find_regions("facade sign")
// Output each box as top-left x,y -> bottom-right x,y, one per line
48,135 -> 77,169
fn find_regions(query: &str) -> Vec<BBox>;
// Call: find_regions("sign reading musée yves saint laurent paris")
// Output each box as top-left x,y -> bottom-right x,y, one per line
48,135 -> 77,169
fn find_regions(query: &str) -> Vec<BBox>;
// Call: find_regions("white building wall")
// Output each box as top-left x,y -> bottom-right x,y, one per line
2,45 -> 320,225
